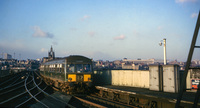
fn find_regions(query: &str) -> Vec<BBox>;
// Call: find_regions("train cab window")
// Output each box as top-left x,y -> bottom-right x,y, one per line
76,64 -> 83,73
67,64 -> 75,73
83,64 -> 91,72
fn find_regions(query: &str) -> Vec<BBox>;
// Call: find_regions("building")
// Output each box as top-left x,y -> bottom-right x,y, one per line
4,53 -> 12,59
42,57 -> 49,63
42,46 -> 56,63
122,63 -> 134,69
48,46 -> 55,60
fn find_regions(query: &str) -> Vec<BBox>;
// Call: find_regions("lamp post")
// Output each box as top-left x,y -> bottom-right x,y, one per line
159,38 -> 167,65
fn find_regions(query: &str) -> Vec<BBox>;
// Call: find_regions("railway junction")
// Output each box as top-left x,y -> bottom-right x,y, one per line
0,67 -> 200,108
0,70 -> 146,108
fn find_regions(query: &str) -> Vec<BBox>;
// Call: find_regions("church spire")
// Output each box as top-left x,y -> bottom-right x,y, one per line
48,46 -> 55,60
51,45 -> 53,51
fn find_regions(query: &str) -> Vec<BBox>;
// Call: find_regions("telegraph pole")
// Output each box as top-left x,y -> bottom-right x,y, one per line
159,38 -> 167,65
163,38 -> 167,65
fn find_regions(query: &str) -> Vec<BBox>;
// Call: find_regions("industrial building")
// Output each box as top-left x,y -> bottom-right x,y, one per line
4,53 -> 12,59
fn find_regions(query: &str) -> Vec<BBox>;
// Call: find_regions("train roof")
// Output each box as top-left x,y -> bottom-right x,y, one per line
65,55 -> 92,62
43,58 -> 65,65
42,55 -> 92,65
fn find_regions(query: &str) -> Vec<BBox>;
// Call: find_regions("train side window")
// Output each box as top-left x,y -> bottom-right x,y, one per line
83,64 -> 91,72
67,64 -> 75,73
76,64 -> 83,73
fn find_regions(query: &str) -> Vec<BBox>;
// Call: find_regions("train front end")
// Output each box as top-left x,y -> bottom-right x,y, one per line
64,55 -> 93,93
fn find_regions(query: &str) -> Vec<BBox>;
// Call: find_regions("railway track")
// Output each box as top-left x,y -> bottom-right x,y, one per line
70,94 -> 138,108
0,71 -> 72,107
88,94 -> 138,108
0,72 -> 25,89
30,72 -> 71,108
1,71 -> 138,108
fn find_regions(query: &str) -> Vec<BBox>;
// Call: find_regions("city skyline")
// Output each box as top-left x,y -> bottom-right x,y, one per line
0,0 -> 200,61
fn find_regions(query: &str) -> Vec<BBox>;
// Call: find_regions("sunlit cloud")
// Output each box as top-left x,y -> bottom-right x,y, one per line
113,35 -> 126,40
32,26 -> 54,38
157,26 -> 163,30
88,31 -> 96,37
80,15 -> 90,21
40,48 -> 47,53
175,0 -> 197,3
191,13 -> 198,18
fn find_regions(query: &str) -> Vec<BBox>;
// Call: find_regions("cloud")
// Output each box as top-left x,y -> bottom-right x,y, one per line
191,13 -> 198,18
80,15 -> 90,21
32,26 -> 54,38
88,31 -> 96,37
113,35 -> 126,40
157,26 -> 163,30
40,48 -> 47,53
175,0 -> 197,3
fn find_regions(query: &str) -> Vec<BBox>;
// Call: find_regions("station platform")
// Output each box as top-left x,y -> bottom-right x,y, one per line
95,85 -> 200,107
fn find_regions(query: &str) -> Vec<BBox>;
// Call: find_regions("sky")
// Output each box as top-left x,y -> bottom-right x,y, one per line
0,0 -> 200,61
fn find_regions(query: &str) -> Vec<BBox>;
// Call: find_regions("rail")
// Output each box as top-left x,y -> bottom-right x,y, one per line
33,71 -> 73,108
73,95 -> 107,108
0,79 -> 25,91
23,73 -> 49,108
0,72 -> 21,87
0,73 -> 31,105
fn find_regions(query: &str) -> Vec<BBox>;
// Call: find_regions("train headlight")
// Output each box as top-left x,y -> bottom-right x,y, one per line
69,78 -> 72,81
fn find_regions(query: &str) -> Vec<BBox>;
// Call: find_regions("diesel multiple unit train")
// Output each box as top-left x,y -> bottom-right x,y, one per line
40,55 -> 93,94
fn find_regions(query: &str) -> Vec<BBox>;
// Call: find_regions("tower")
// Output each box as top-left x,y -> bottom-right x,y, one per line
48,46 -> 55,60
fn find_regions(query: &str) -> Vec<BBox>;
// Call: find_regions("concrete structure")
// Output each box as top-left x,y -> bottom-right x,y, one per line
162,65 -> 180,93
149,65 -> 163,91
94,64 -> 200,94
96,85 -> 199,108
4,53 -> 12,59
111,70 -> 149,88
122,63 -> 133,69
94,70 -> 149,88
123,58 -> 156,64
